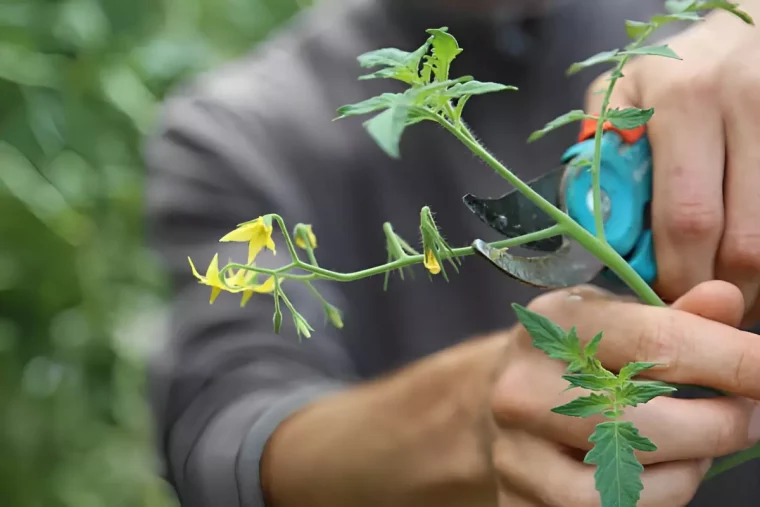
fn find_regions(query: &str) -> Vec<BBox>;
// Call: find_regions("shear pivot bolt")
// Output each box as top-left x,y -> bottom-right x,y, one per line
586,188 -> 612,221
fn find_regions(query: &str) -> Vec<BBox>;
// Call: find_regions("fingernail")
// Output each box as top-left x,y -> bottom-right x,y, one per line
749,405 -> 760,442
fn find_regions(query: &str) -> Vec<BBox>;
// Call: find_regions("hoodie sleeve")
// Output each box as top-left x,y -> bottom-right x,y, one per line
143,92 -> 359,507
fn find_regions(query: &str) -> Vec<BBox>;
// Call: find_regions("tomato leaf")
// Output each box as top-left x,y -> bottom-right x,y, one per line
585,421 -> 656,507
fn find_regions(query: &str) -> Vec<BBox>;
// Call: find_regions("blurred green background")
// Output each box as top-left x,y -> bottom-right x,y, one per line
0,0 -> 309,505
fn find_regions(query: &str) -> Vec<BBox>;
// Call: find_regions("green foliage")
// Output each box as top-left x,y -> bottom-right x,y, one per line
527,110 -> 591,142
585,421 -> 657,507
200,4 -> 759,505
337,27 -> 516,158
606,108 -> 655,130
620,45 -> 682,59
513,304 -> 676,507
0,0 -> 309,505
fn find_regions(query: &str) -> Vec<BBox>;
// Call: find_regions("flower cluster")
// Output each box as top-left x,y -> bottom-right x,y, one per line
187,216 -> 278,306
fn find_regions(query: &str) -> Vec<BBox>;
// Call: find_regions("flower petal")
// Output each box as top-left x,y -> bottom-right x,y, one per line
252,276 -> 276,293
248,241 -> 265,264
206,254 -> 221,285
188,257 -> 205,282
424,249 -> 441,275
240,290 -> 254,307
220,222 -> 257,243
295,225 -> 317,249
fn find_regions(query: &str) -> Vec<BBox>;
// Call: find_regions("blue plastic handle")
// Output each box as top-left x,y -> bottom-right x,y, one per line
560,132 -> 657,285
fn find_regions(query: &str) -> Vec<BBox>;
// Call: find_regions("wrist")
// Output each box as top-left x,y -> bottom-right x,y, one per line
260,333 -> 505,507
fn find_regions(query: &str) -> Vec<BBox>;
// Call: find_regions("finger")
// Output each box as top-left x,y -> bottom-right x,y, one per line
493,346 -> 758,465
645,81 -> 725,302
526,286 -> 760,398
715,67 -> 760,314
671,280 -> 745,327
497,489 -> 544,507
493,428 -> 709,507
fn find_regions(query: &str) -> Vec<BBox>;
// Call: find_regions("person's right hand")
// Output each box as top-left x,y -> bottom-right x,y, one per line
488,281 -> 760,507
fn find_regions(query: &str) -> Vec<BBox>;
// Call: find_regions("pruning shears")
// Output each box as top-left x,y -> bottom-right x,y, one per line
464,120 -> 656,288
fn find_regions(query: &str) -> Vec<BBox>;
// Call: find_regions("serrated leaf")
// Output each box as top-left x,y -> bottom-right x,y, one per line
444,80 -> 517,99
424,27 -> 463,81
585,421 -> 656,507
552,394 -> 612,418
620,44 -> 682,60
584,331 -> 603,358
512,304 -> 583,363
411,76 -> 472,105
665,0 -> 693,12
364,103 -> 410,159
528,110 -> 590,142
625,20 -> 652,39
335,93 -> 403,119
357,48 -> 411,69
618,361 -> 659,381
651,12 -> 703,24
666,1 -> 754,24
567,50 -> 620,75
619,381 -> 677,407
358,66 -> 419,84
606,107 -> 654,130
356,41 -> 432,85
563,373 -> 618,391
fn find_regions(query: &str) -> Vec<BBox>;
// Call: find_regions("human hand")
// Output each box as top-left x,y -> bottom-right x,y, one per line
489,281 -> 760,506
585,8 -> 760,324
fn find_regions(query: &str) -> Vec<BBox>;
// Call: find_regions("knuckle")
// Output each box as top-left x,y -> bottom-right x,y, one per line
525,285 -> 613,322
711,406 -> 748,455
490,361 -> 539,425
670,462 -> 704,506
634,312 -> 682,372
720,59 -> 760,107
490,437 -> 512,476
525,289 -> 570,316
719,231 -> 760,272
652,71 -> 718,105
662,198 -> 723,242
730,348 -> 749,396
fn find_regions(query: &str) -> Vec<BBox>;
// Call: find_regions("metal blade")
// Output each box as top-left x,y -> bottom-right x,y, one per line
463,165 -> 566,252
471,238 -> 603,288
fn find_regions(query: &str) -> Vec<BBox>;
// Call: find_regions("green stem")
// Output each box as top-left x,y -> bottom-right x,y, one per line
274,215 -> 300,263
439,117 -> 664,307
222,225 -> 564,283
589,25 -> 655,244
704,442 -> 760,481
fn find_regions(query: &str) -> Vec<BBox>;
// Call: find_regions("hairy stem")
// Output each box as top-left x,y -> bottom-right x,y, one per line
220,225 -> 565,282
437,116 -> 664,307
589,24 -> 655,243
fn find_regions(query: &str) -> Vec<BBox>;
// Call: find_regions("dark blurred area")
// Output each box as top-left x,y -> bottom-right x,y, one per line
0,0 -> 309,505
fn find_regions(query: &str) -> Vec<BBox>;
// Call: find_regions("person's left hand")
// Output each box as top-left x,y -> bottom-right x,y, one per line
585,6 -> 760,325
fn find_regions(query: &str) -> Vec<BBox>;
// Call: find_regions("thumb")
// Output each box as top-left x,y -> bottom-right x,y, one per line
670,280 -> 745,327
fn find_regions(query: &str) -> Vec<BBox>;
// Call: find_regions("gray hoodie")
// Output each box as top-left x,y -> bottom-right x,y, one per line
144,0 -> 760,505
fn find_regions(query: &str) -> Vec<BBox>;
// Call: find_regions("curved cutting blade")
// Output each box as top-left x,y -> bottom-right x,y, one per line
463,165 -> 566,252
471,238 -> 603,288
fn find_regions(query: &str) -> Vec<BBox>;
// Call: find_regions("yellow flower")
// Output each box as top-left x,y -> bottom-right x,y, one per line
424,248 -> 441,275
220,217 -> 276,263
225,267 -> 276,307
295,224 -> 318,249
188,254 -> 230,304
188,255 -> 275,305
